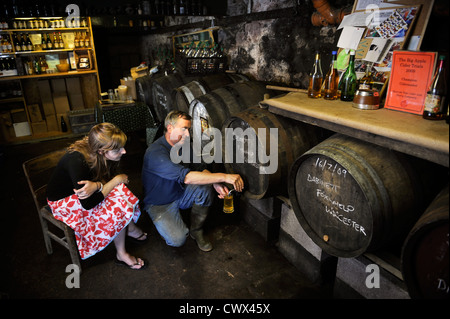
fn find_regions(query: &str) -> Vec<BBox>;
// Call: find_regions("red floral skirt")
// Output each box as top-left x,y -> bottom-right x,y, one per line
47,183 -> 141,260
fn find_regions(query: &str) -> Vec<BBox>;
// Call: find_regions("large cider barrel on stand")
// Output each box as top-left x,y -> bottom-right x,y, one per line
223,106 -> 321,199
401,185 -> 449,299
151,73 -> 198,122
189,81 -> 271,159
173,73 -> 249,113
288,134 -> 426,258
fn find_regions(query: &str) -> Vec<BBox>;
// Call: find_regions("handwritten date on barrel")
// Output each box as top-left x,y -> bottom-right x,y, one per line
314,157 -> 347,178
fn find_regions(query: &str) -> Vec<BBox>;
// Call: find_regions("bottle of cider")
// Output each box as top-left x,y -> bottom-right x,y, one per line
323,50 -> 339,100
359,63 -> 374,90
339,50 -> 357,101
308,52 -> 323,98
423,55 -> 447,120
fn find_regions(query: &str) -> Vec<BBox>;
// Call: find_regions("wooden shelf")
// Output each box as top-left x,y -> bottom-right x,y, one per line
262,92 -> 449,167
0,70 -> 98,81
0,17 -> 101,146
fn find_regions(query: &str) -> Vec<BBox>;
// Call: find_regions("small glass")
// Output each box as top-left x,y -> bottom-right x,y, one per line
108,89 -> 114,101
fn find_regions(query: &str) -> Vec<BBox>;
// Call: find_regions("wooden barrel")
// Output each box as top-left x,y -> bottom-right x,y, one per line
189,81 -> 271,158
288,134 -> 426,258
223,106 -> 321,199
173,73 -> 249,113
151,73 -> 199,123
401,185 -> 449,299
135,73 -> 164,122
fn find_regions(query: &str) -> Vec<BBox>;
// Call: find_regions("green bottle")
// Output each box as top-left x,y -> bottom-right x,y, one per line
339,50 -> 357,102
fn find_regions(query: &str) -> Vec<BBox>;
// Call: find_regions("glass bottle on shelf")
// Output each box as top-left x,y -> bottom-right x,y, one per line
359,63 -> 374,90
338,50 -> 357,101
83,32 -> 90,48
39,56 -> 48,73
41,33 -> 47,50
52,32 -> 59,49
74,32 -> 80,48
46,33 -> 53,50
33,57 -> 41,74
423,55 -> 447,120
307,51 -> 323,98
322,50 -> 339,100
58,32 -> 64,49
14,34 -> 21,52
25,34 -> 33,51
20,34 -> 27,51
80,32 -> 86,48
60,116 -> 68,132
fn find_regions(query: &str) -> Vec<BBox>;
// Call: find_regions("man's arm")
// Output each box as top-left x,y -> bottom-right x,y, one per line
184,170 -> 244,192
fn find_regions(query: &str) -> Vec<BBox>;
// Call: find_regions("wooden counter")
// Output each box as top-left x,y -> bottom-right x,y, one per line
261,92 -> 449,167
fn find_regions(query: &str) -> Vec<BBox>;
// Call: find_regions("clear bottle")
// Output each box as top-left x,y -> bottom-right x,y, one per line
58,32 -> 64,49
308,52 -> 323,98
83,32 -> 90,48
339,50 -> 357,102
423,55 -> 447,120
322,50 -> 339,100
52,32 -> 58,49
39,56 -> 48,73
74,32 -> 80,48
359,63 -> 374,90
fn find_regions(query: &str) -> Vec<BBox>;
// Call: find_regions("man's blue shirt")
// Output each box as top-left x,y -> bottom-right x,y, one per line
142,136 -> 192,206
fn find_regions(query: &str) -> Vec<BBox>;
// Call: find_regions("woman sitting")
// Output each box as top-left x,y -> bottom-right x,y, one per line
47,122 -> 147,270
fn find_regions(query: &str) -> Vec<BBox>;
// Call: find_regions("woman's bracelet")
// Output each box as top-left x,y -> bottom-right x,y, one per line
97,182 -> 103,193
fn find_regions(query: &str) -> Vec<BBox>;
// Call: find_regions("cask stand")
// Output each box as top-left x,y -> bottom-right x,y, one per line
261,92 -> 449,299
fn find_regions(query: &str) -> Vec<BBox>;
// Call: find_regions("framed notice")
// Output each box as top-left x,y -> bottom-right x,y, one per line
384,51 -> 436,114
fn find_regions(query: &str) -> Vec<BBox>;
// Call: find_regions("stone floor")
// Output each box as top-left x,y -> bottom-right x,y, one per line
0,132 -> 334,305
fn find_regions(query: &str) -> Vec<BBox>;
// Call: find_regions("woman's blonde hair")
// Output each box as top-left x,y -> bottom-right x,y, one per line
68,123 -> 127,181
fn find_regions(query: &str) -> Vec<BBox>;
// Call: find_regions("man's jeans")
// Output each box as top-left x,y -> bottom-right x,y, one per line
145,184 -> 214,247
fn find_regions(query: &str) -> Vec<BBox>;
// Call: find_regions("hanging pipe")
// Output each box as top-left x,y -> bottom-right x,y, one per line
311,0 -> 351,26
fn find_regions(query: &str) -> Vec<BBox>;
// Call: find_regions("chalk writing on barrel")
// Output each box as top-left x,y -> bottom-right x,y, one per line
307,174 -> 340,192
314,157 -> 347,178
325,205 -> 367,236
316,188 -> 354,213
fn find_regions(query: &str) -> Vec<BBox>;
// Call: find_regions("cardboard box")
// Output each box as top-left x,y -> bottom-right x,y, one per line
53,94 -> 71,114
27,104 -> 43,122
13,122 -> 31,137
31,121 -> 47,134
38,80 -> 56,116
51,78 -> 67,94
0,111 -> 15,141
11,109 -> 28,123
65,77 -> 82,94
45,114 -> 58,132
68,93 -> 85,110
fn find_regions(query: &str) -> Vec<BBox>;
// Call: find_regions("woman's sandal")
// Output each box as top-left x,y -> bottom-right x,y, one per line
127,232 -> 148,245
114,257 -> 148,270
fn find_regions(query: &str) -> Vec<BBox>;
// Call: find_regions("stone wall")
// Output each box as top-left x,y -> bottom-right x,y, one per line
141,0 -> 354,89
